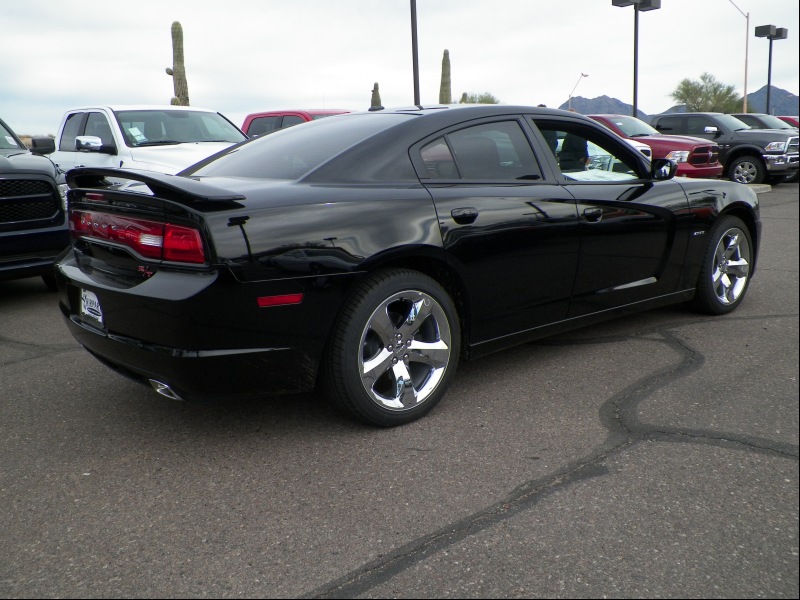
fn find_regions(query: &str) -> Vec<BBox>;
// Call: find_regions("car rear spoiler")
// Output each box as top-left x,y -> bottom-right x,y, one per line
66,167 -> 246,204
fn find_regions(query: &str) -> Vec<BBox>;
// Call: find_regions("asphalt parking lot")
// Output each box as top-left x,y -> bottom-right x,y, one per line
1,182 -> 797,599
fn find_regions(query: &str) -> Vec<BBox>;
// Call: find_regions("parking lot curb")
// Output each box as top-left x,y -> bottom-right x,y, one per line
748,184 -> 772,194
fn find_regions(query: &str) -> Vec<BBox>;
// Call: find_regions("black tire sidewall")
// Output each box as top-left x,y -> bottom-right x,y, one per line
323,269 -> 461,427
728,156 -> 764,184
691,215 -> 753,315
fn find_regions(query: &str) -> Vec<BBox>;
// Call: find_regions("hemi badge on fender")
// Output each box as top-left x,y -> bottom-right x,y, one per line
692,230 -> 706,236
257,293 -> 304,308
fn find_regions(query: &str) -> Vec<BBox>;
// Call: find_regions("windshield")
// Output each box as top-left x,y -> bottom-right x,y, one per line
607,115 -> 659,137
715,114 -> 752,131
0,121 -> 24,150
185,112 -> 409,180
114,109 -> 246,147
753,114 -> 796,130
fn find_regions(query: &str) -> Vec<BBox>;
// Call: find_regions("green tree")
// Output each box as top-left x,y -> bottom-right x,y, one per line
459,92 -> 499,104
439,50 -> 452,104
671,72 -> 741,113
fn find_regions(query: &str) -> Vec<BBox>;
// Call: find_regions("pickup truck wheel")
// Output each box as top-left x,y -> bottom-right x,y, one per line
728,155 -> 764,184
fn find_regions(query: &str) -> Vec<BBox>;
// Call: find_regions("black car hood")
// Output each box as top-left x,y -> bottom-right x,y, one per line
0,151 -> 58,177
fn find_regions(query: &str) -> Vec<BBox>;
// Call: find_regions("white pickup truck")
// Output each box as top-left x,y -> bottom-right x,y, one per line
31,105 -> 247,175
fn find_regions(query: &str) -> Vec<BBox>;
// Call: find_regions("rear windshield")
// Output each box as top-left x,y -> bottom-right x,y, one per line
184,113 -> 409,180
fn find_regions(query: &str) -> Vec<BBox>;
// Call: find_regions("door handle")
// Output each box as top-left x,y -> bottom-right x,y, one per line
451,207 -> 478,224
583,207 -> 605,222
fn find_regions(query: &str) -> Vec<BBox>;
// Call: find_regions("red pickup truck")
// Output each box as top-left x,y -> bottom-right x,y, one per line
242,109 -> 350,137
588,114 -> 723,179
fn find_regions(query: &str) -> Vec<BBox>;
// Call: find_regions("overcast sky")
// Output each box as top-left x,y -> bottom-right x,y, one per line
2,0 -> 798,135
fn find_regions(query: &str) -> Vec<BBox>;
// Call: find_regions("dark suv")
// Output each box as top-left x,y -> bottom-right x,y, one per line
0,117 -> 68,290
649,112 -> 799,184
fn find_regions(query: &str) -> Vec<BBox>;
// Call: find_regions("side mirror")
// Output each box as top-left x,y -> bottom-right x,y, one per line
703,126 -> 719,134
75,135 -> 116,155
29,136 -> 56,155
651,158 -> 677,181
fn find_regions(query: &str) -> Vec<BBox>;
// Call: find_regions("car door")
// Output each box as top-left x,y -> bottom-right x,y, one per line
414,117 -> 581,346
529,116 -> 691,318
55,111 -> 120,172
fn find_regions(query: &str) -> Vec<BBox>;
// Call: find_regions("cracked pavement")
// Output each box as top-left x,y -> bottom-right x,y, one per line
1,184 -> 797,598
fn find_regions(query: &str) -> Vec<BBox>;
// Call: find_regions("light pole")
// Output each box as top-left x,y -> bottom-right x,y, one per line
612,0 -> 661,118
755,24 -> 788,115
728,0 -> 749,112
568,73 -> 588,110
410,0 -> 420,106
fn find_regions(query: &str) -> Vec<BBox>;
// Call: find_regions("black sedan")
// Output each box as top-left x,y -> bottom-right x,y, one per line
55,105 -> 761,426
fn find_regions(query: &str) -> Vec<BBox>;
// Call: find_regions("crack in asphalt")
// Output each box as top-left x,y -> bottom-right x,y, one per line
0,335 -> 80,367
304,315 -> 799,599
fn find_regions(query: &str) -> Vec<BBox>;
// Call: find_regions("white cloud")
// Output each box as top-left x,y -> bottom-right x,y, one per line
2,0 -> 797,135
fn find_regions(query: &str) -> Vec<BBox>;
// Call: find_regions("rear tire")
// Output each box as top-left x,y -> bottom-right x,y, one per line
321,269 -> 460,427
689,215 -> 753,315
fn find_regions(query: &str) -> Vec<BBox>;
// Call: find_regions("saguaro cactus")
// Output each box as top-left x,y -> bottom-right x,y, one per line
439,49 -> 452,104
166,21 -> 190,106
369,82 -> 384,111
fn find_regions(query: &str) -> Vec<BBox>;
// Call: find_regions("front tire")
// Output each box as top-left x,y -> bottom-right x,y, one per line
689,215 -> 753,315
322,269 -> 461,426
728,155 -> 765,184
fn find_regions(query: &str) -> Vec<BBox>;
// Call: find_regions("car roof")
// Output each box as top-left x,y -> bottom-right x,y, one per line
67,105 -> 223,113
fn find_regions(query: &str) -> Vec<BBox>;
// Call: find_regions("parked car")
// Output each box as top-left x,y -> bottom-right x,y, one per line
56,105 -> 761,426
729,114 -> 799,182
778,116 -> 799,128
1,116 -> 68,290
588,114 -> 722,179
241,109 -> 350,137
30,105 -> 247,175
730,113 -> 798,132
649,112 -> 799,184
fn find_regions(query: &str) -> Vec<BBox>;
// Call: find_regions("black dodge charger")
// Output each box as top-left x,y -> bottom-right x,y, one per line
55,105 -> 760,426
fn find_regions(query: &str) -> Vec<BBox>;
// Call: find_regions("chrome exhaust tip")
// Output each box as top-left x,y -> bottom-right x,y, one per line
148,379 -> 184,401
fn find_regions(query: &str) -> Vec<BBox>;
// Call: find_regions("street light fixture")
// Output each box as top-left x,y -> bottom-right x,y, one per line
612,0 -> 661,118
568,73 -> 588,110
755,24 -> 788,115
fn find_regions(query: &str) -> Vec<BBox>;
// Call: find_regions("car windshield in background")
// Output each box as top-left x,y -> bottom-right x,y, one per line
609,115 -> 660,137
715,114 -> 752,131
754,114 -> 797,130
186,113 -> 410,180
114,110 -> 246,147
0,122 -> 24,150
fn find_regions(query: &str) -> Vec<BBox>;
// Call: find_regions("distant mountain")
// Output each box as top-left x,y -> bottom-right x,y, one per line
559,85 -> 798,118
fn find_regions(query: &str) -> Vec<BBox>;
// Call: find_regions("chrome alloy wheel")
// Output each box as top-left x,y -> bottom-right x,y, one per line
731,159 -> 759,184
711,226 -> 751,305
358,290 -> 453,411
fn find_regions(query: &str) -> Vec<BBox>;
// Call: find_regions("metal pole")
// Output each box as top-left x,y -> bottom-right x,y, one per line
411,0 -> 420,106
744,12 -> 749,112
633,4 -> 639,117
766,38 -> 773,114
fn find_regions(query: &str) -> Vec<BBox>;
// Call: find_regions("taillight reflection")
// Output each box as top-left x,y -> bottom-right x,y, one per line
70,210 -> 206,264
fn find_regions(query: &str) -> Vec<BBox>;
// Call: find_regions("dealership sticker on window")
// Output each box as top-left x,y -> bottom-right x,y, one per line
80,289 -> 104,326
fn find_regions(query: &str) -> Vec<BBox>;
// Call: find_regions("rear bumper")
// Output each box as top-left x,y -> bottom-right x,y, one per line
62,312 -> 319,398
55,255 -> 352,399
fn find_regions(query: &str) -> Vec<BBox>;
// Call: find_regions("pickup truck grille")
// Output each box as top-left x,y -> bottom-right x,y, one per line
0,178 -> 61,227
788,137 -> 799,155
688,145 -> 720,166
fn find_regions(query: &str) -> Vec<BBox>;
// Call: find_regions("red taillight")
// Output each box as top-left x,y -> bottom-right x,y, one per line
70,210 -> 206,264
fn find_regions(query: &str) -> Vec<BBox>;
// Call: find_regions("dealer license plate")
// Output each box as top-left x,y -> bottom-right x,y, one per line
79,289 -> 104,326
